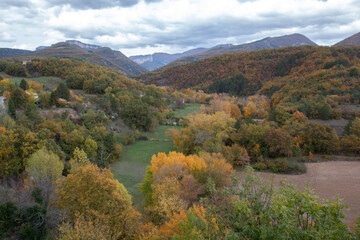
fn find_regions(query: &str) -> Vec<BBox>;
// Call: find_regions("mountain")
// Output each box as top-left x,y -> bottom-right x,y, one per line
334,32 -> 360,47
137,45 -> 360,91
36,46 -> 48,51
23,42 -> 147,76
66,40 -> 102,50
0,48 -> 32,58
162,33 -> 317,69
130,47 -> 208,71
92,47 -> 148,76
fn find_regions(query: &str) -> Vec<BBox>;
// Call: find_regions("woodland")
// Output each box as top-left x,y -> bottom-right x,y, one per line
0,45 -> 360,239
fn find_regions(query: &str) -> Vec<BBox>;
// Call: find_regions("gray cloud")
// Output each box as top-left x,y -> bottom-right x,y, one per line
0,0 -> 359,55
0,0 -> 30,8
47,0 -> 140,9
46,0 -> 164,9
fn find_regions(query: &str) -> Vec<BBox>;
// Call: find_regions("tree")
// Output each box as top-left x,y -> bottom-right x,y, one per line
10,88 -> 26,108
300,123 -> 339,154
7,98 -> 16,119
119,98 -> 152,131
55,83 -> 71,101
26,147 -> 64,204
19,79 -> 29,90
83,138 -> 98,158
213,166 -> 353,239
56,164 -> 140,239
69,147 -> 90,172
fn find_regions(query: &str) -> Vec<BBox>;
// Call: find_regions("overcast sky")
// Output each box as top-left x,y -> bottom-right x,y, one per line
0,0 -> 359,56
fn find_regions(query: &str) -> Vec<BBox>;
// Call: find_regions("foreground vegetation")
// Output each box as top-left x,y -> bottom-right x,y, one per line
0,51 -> 360,239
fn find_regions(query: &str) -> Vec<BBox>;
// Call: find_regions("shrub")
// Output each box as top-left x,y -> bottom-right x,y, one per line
253,162 -> 267,171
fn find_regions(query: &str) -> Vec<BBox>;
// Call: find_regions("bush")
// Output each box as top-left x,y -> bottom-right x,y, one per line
253,162 -> 267,171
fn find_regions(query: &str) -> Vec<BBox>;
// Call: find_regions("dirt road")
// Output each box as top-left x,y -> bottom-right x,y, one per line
256,161 -> 360,224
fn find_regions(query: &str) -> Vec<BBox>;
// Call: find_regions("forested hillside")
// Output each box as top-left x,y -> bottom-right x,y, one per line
139,46 -> 360,117
160,33 -> 317,69
17,42 -> 148,77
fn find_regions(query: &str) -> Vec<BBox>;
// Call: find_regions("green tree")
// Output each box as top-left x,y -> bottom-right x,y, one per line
120,98 -> 152,131
55,83 -> 70,101
26,147 -> 64,204
19,79 -> 29,90
10,88 -> 26,108
7,98 -> 16,119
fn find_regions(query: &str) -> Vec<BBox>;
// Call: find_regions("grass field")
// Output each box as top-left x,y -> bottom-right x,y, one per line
174,103 -> 203,118
111,125 -> 181,207
111,104 -> 203,207
1,72 -> 64,90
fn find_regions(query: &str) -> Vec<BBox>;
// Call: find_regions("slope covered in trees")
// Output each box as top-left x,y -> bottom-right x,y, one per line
18,42 -> 147,77
158,33 -> 317,69
139,46 -> 360,114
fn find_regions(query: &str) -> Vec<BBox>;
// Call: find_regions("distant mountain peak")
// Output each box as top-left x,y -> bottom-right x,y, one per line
66,40 -> 102,50
130,47 -> 208,71
334,32 -> 360,47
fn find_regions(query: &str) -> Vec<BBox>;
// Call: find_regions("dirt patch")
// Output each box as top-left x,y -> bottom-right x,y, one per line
254,161 -> 360,224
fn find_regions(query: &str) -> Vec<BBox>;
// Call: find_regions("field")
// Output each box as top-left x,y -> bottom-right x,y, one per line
0,72 -> 64,90
110,104 -> 201,207
110,125 -> 181,207
255,159 -> 360,224
174,103 -> 203,117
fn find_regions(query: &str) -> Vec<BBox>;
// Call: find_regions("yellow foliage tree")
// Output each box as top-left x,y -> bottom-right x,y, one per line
69,147 -> 90,172
56,164 -> 140,239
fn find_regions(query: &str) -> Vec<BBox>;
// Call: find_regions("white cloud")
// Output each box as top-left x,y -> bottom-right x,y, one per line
0,0 -> 359,55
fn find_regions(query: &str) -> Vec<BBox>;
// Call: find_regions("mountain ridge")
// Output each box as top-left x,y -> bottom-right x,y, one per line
130,47 -> 208,71
334,32 -> 360,47
159,33 -> 318,70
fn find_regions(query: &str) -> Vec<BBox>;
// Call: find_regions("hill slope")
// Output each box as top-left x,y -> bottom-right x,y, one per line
130,47 -> 208,71
23,42 -> 147,77
162,33 -> 317,69
138,45 -> 360,108
0,48 -> 32,58
334,32 -> 360,47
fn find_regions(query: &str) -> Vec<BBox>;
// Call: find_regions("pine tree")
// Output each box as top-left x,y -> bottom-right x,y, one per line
19,79 -> 29,90
8,98 -> 16,119
56,83 -> 70,101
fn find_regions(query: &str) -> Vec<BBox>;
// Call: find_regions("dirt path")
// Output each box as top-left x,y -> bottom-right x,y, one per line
255,161 -> 360,224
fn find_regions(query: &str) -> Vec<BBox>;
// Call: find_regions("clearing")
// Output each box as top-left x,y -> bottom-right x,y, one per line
1,72 -> 64,90
111,125 -> 180,207
255,160 -> 360,224
174,103 -> 202,118
111,103 -> 202,207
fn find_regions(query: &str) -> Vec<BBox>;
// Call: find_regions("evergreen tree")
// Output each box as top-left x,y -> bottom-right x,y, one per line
19,79 -> 29,90
7,98 -> 16,119
55,83 -> 70,101
10,88 -> 26,108
50,91 -> 58,106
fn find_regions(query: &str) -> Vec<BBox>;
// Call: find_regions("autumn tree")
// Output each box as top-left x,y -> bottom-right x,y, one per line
169,112 -> 235,154
69,147 -> 90,172
300,123 -> 339,154
56,164 -> 140,239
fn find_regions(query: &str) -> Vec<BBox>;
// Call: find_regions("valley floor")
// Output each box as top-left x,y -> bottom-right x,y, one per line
255,160 -> 360,224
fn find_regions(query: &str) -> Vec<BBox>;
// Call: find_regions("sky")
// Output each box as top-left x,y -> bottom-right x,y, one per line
0,0 -> 359,56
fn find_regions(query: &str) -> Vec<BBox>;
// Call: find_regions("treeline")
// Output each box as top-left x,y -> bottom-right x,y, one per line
0,58 -> 144,94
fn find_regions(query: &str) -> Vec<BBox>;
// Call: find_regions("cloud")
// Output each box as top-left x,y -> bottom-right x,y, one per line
0,0 -> 30,8
0,0 -> 359,55
0,32 -> 16,43
46,0 -> 142,9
